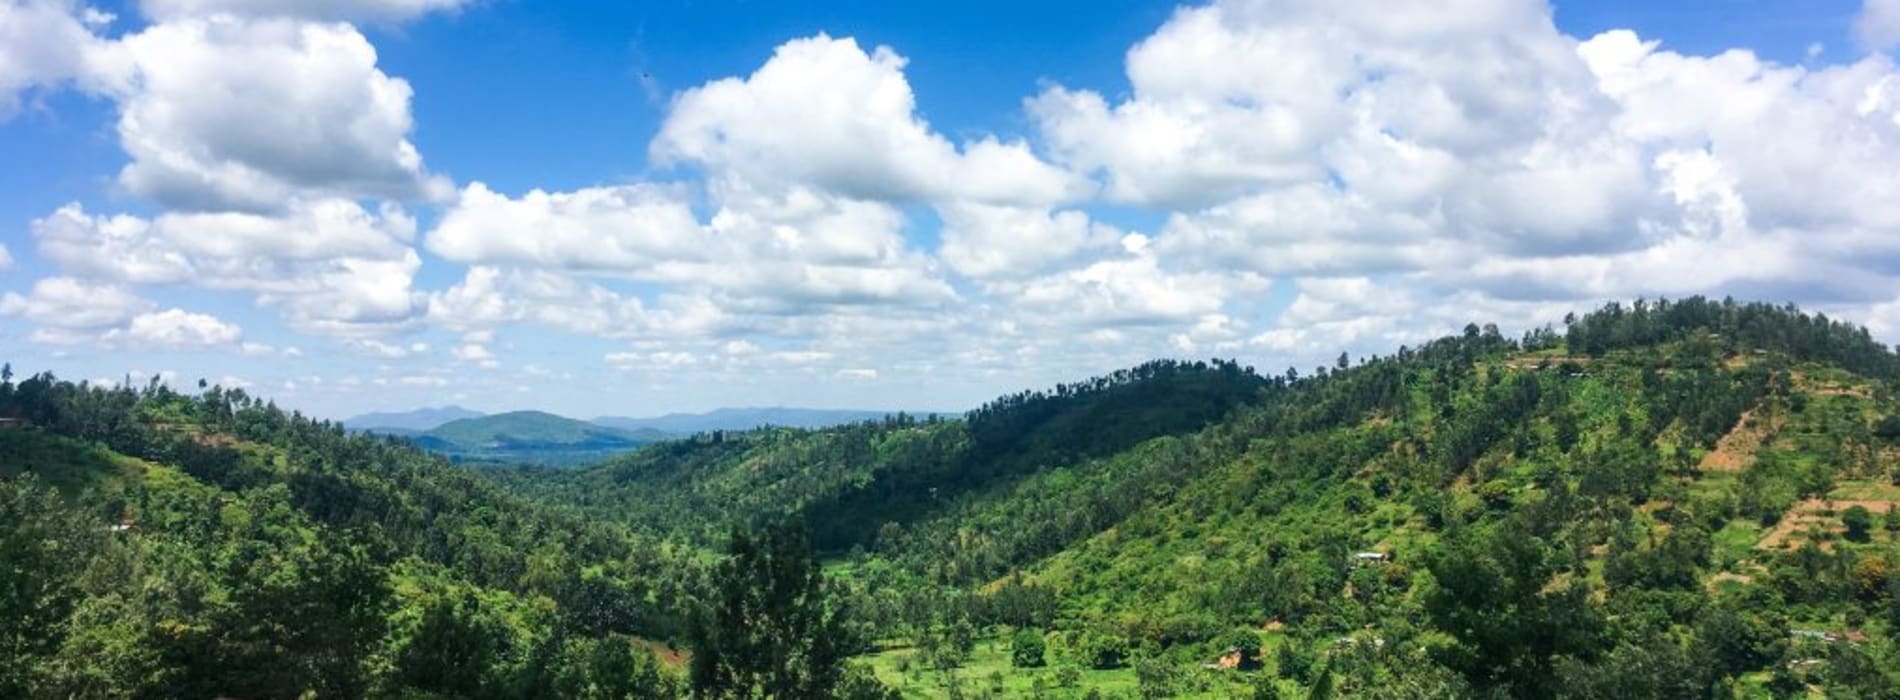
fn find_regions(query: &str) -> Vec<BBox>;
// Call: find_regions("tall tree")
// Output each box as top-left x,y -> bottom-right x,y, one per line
688,524 -> 859,699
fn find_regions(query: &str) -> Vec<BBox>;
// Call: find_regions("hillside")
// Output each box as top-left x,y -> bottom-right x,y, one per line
8,297 -> 1900,698
491,298 -> 1900,698
402,410 -> 670,466
0,376 -> 695,698
593,407 -> 949,434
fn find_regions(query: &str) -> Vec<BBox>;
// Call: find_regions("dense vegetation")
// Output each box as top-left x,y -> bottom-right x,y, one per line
0,372 -> 700,698
8,296 -> 1900,697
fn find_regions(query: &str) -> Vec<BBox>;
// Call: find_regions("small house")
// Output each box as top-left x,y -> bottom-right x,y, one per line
1351,551 -> 1389,565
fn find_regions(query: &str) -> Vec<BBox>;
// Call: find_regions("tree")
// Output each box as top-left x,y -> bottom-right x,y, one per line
689,524 -> 868,699
391,590 -> 514,698
0,476 -> 103,696
1011,629 -> 1046,668
1423,520 -> 1605,698
1222,630 -> 1263,670
1843,505 -> 1874,543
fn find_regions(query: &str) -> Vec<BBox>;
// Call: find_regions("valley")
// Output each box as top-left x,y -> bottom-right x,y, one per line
5,298 -> 1900,698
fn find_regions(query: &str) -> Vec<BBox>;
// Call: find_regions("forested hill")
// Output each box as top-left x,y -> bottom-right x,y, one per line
492,297 -> 1900,697
8,296 -> 1900,698
0,374 -> 700,697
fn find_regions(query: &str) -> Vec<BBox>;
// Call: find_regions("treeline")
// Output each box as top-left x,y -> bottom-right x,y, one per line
1565,296 -> 1900,378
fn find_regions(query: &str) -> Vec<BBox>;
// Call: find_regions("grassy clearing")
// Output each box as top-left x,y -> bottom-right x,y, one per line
859,638 -> 1265,699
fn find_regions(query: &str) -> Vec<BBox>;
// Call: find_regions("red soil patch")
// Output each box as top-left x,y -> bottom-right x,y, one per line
1699,404 -> 1778,473
634,638 -> 690,669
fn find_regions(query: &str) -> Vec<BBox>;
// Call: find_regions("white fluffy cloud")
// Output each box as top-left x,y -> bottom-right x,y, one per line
1012,236 -> 1246,328
425,181 -> 956,315
86,17 -> 448,212
0,277 -> 242,348
936,204 -> 1119,280
427,183 -> 706,272
1860,0 -> 1900,52
1026,0 -> 1900,320
16,0 -> 1900,412
0,277 -> 152,331
0,0 -> 108,118
107,308 -> 242,347
653,34 -> 1085,207
33,200 -> 423,334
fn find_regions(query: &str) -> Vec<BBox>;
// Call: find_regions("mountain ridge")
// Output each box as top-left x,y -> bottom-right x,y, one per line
341,405 -> 482,431
592,406 -> 958,434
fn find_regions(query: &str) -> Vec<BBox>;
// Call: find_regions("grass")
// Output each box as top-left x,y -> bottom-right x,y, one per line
0,428 -> 144,499
1712,519 -> 1764,567
858,637 -> 1262,699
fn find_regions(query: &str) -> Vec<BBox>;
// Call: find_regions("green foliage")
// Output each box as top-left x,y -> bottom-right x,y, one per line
688,524 -> 869,698
1010,629 -> 1046,668
1843,504 -> 1874,542
13,296 -> 1900,697
1423,519 -> 1605,697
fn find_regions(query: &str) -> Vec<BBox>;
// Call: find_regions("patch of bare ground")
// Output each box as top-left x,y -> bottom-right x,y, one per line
1757,499 -> 1897,550
1699,404 -> 1779,473
1499,355 -> 1594,370
1791,371 -> 1871,398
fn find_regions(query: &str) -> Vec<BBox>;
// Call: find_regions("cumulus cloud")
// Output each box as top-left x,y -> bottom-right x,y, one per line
1012,236 -> 1248,328
33,200 -> 423,334
0,277 -> 242,348
16,0 -> 1900,409
425,182 -> 956,317
653,34 -> 1085,207
0,277 -> 152,331
86,16 -> 450,212
1022,0 -> 1900,326
0,0 -> 108,119
427,266 -> 743,340
106,308 -> 242,347
428,183 -> 706,272
936,204 -> 1120,280
0,243 -> 12,269
1859,0 -> 1900,52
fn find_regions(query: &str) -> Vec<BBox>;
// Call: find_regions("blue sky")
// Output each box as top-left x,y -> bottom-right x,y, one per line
2,0 -> 1898,420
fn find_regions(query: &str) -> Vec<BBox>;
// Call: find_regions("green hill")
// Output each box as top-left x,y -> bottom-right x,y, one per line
9,297 -> 1900,698
491,297 -> 1900,698
0,374 -> 694,698
404,410 -> 670,465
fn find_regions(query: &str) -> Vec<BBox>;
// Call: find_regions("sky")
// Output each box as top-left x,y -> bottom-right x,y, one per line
2,0 -> 1899,420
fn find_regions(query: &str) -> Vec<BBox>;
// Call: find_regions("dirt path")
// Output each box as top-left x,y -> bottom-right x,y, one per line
1700,404 -> 1778,472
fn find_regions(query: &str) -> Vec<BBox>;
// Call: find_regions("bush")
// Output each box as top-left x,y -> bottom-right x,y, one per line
1843,505 -> 1874,543
1011,629 -> 1047,668
1076,630 -> 1128,670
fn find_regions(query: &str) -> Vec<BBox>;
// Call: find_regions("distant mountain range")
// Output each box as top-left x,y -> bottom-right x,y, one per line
592,407 -> 950,434
341,405 -> 482,432
343,405 -> 955,466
